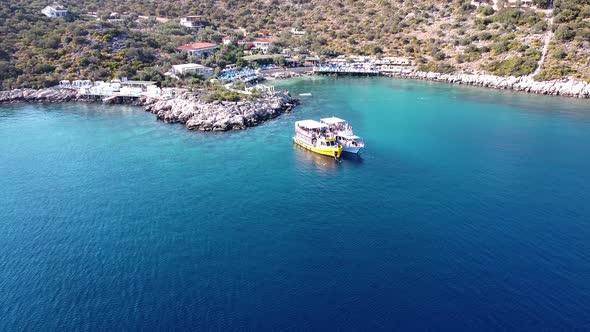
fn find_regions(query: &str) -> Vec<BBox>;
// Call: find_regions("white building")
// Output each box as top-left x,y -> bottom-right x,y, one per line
180,16 -> 204,28
222,36 -> 234,45
42,4 -> 68,18
252,38 -> 276,54
290,28 -> 306,35
171,63 -> 214,79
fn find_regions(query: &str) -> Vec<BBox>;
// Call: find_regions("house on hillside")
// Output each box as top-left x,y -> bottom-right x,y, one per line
171,63 -> 214,79
42,3 -> 68,17
290,28 -> 306,35
222,36 -> 234,45
176,42 -> 218,58
180,16 -> 205,28
252,38 -> 277,54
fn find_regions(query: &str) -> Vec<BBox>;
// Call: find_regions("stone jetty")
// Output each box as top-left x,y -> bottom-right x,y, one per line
141,91 -> 298,131
382,71 -> 590,99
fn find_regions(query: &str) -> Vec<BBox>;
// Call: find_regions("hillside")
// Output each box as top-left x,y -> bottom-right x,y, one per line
1,0 -> 590,89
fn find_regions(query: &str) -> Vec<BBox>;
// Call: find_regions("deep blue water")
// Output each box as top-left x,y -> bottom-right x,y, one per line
1,77 -> 590,331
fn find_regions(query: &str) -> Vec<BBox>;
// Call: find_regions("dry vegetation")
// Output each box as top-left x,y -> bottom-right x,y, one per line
1,0 -> 589,89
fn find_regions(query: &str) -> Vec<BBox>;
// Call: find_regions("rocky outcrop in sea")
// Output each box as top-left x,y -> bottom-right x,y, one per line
382,71 -> 590,98
141,91 -> 299,131
0,88 -> 79,103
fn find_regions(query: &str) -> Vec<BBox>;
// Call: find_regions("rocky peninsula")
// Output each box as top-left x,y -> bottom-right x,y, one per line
0,87 -> 299,132
141,91 -> 298,131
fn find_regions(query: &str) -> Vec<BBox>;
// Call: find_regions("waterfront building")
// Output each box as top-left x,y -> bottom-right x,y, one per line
304,56 -> 320,66
119,80 -> 157,91
171,64 -> 214,79
176,42 -> 218,58
41,3 -> 68,17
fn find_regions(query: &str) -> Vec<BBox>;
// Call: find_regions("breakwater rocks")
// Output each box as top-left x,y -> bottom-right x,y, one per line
0,88 -> 79,103
382,71 -> 590,98
142,91 -> 299,131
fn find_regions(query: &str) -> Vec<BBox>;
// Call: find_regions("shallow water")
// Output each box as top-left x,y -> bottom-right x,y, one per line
1,77 -> 590,330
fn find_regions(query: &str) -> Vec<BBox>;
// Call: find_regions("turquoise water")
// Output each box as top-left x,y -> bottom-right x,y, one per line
1,77 -> 590,330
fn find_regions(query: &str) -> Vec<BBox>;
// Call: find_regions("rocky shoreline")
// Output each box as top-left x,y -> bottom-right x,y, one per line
0,87 -> 299,131
0,88 -> 80,103
381,71 -> 590,98
140,91 -> 298,131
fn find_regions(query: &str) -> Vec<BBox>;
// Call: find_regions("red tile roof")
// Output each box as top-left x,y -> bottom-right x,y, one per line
176,42 -> 218,51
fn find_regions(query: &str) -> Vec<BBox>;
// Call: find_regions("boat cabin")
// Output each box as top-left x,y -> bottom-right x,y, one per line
295,120 -> 337,146
336,134 -> 364,147
320,117 -> 353,135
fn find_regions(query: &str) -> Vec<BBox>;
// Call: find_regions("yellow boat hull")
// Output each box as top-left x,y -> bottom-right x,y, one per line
293,137 -> 342,158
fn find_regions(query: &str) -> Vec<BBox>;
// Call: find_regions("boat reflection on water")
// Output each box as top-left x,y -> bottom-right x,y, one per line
292,144 -> 364,171
293,144 -> 339,170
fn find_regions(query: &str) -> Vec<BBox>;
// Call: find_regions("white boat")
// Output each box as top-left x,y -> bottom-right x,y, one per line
299,93 -> 312,96
336,134 -> 364,154
320,117 -> 365,154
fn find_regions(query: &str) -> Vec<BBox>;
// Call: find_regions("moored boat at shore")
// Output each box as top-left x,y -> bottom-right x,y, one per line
320,117 -> 365,154
293,120 -> 342,159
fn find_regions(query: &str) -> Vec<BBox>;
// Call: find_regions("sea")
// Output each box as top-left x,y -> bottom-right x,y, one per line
1,77 -> 590,331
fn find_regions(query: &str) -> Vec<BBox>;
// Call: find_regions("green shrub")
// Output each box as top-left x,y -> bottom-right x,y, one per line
418,61 -> 455,73
486,56 -> 537,76
555,25 -> 576,41
491,41 -> 509,55
535,65 -> 574,81
478,6 -> 495,16
553,49 -> 568,59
